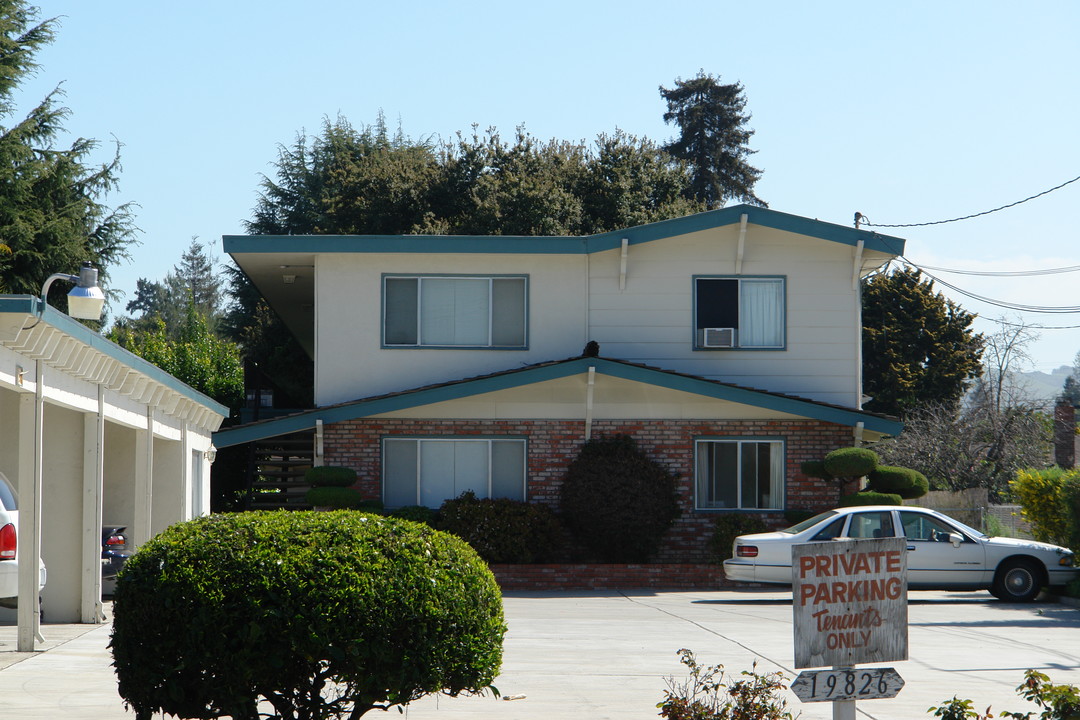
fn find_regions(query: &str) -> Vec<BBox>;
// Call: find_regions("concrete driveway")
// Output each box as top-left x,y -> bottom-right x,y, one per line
1,589 -> 1078,719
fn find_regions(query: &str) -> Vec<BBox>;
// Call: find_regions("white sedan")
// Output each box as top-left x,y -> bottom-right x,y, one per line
722,505 -> 1079,602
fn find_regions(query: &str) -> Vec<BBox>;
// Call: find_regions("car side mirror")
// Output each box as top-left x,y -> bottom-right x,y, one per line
949,532 -> 963,548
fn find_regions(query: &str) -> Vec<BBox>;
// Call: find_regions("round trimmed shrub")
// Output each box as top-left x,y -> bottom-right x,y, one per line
559,435 -> 680,563
824,447 -> 880,478
838,491 -> 902,507
305,485 -> 368,509
709,513 -> 769,562
437,491 -> 567,563
800,460 -> 829,479
868,465 -> 929,499
111,511 -> 505,719
305,465 -> 358,487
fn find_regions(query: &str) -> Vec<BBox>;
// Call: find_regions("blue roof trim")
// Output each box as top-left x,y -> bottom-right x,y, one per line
0,296 -> 230,417
223,205 -> 906,257
213,357 -> 901,447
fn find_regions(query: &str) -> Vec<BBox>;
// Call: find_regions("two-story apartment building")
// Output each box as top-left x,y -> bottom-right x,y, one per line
215,205 -> 904,561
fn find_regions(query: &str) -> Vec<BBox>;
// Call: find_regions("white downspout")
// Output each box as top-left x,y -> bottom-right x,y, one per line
619,238 -> 629,290
315,419 -> 325,466
736,214 -> 748,274
585,366 -> 596,440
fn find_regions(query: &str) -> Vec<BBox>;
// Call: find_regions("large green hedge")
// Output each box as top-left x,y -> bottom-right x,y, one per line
111,511 -> 505,719
437,491 -> 567,564
559,435 -> 680,563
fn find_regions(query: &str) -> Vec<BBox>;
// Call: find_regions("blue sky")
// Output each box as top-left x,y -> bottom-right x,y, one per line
19,0 -> 1080,372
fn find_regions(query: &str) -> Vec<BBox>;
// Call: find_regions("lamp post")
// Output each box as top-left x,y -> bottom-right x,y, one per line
18,262 -> 106,650
38,261 -> 106,321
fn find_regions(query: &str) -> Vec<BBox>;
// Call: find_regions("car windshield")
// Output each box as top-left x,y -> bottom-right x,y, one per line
946,516 -> 987,539
781,511 -> 837,534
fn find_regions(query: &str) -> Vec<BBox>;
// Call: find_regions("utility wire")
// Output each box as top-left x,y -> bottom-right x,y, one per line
859,174 -> 1080,228
913,262 -> 1080,277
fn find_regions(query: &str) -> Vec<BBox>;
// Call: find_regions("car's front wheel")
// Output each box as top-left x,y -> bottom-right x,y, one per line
990,558 -> 1043,602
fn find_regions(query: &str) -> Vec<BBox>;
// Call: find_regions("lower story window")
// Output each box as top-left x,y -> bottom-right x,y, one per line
695,439 -> 784,510
382,437 -> 526,508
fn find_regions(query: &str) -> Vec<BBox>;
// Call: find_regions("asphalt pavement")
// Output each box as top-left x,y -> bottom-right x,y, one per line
1,589 -> 1078,719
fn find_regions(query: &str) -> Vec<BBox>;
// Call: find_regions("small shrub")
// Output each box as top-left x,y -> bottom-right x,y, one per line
1010,468 -> 1080,547
658,649 -> 795,720
437,491 -> 567,564
783,508 -> 817,526
304,465 -> 358,487
305,485 -> 367,509
824,447 -> 880,478
709,514 -> 768,562
868,465 -> 929,499
388,505 -> 437,525
933,669 -> 1080,720
839,491 -> 902,507
111,511 -> 505,719
799,460 -> 828,479
559,435 -> 680,563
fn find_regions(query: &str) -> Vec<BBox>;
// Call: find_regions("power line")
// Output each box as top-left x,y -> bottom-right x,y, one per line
912,261 -> 1080,277
859,174 -> 1080,228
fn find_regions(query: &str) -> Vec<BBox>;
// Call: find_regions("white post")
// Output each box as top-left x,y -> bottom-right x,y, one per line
832,666 -> 856,720
80,386 -> 105,623
17,361 -> 45,650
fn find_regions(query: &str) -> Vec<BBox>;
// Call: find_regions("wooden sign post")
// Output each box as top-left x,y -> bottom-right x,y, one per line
792,537 -> 908,720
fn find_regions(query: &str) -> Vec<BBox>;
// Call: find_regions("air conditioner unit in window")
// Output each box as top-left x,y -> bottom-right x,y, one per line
702,327 -> 736,348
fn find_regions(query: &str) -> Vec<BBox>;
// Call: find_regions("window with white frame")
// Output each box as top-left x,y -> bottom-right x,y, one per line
695,439 -> 784,510
694,277 -> 785,349
382,438 -> 526,508
383,275 -> 527,348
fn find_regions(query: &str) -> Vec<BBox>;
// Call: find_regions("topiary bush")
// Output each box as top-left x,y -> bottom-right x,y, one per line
305,465 -> 367,509
868,465 -> 930,499
305,466 -> 358,487
111,511 -> 505,720
709,513 -> 769,562
799,460 -> 829,480
823,447 -> 880,478
839,491 -> 902,507
436,491 -> 567,564
559,435 -> 680,563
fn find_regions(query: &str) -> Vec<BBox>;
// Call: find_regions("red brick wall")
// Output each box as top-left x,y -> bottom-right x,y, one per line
489,563 -> 730,590
323,418 -> 854,562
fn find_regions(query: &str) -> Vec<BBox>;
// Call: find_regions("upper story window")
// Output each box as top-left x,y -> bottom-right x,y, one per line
383,275 -> 527,348
694,277 -> 785,349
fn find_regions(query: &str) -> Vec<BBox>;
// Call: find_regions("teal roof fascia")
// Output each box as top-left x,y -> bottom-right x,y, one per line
0,296 -> 230,417
213,357 -> 901,447
223,205 -> 906,258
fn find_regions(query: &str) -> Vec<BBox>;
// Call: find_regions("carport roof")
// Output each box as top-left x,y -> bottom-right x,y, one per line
0,296 -> 229,429
213,355 -> 902,447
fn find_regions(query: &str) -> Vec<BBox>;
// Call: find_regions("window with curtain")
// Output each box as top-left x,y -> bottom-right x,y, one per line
695,439 -> 784,510
382,438 -> 526,508
383,275 -> 527,348
694,277 -> 785,349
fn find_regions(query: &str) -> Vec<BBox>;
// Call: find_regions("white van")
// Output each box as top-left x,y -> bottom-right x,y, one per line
0,472 -> 47,609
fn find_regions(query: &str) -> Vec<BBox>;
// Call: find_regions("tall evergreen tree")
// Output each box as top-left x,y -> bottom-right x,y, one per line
660,71 -> 765,209
862,267 -> 984,417
0,2 -> 136,301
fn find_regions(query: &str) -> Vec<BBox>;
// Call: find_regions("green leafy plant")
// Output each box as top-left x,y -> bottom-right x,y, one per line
805,446 -> 927,506
824,447 -> 880,478
932,669 -> 1080,720
928,697 -> 994,720
559,435 -> 680,563
437,491 -> 567,564
839,491 -> 902,507
304,465 -> 366,509
1010,468 -> 1080,549
387,505 -> 437,525
110,511 -> 505,720
658,649 -> 795,720
710,514 -> 768,562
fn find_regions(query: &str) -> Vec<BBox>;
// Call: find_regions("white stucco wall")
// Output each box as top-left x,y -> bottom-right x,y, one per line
313,224 -> 890,409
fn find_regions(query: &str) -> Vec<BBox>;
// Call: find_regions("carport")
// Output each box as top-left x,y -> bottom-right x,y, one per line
0,294 -> 227,651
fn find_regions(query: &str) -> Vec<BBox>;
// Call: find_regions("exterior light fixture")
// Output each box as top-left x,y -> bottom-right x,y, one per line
204,444 -> 218,464
38,262 -> 105,321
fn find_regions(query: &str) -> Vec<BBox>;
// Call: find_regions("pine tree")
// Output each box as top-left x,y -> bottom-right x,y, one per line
862,267 -> 984,417
0,2 -> 136,301
660,71 -> 765,208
